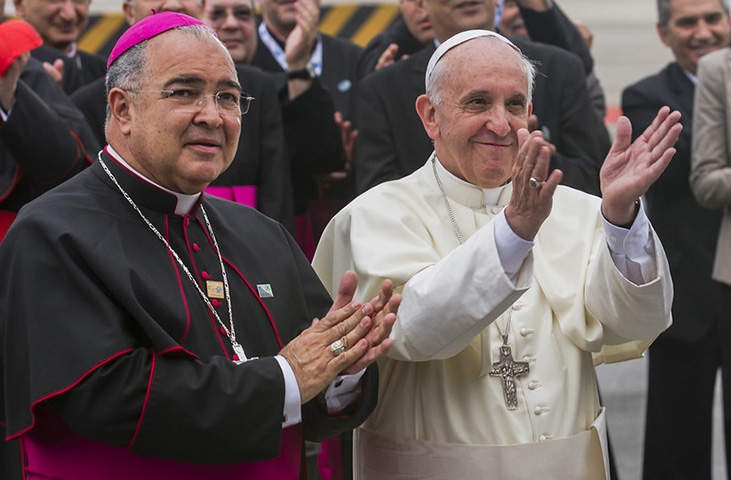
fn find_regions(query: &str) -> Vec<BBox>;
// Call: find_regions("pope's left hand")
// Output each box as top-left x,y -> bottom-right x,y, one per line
600,106 -> 682,226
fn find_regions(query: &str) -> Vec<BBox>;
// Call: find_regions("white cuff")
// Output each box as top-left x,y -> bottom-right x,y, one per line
275,355 -> 302,427
324,369 -> 365,412
494,209 -> 534,282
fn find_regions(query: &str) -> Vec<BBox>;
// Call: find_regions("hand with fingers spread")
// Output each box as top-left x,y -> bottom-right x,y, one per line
284,0 -> 319,71
279,271 -> 399,403
504,129 -> 563,241
600,106 -> 682,227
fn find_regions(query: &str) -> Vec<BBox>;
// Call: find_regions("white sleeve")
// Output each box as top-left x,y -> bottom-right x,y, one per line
602,199 -> 657,284
392,213 -> 531,361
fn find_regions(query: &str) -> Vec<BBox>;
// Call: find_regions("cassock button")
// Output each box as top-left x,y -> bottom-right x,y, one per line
192,243 -> 201,252
528,381 -> 542,390
539,434 -> 554,441
211,299 -> 222,308
533,405 -> 550,416
520,328 -> 534,336
220,327 -> 227,335
201,271 -> 211,280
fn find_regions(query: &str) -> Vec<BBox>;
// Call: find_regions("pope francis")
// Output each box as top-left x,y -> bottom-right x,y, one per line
313,30 -> 681,479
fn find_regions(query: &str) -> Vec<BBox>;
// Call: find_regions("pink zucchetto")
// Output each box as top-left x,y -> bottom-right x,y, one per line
107,12 -> 213,69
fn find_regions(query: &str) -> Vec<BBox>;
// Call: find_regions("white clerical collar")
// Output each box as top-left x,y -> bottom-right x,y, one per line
433,156 -> 509,207
105,146 -> 201,215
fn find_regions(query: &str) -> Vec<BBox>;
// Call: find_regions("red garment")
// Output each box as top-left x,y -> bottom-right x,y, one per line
0,211 -> 16,242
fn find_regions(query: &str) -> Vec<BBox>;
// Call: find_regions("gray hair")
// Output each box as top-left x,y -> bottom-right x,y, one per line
657,0 -> 730,27
426,36 -> 536,106
104,24 -> 225,123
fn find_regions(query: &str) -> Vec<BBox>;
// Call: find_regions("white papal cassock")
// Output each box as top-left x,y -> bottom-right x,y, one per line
312,158 -> 673,480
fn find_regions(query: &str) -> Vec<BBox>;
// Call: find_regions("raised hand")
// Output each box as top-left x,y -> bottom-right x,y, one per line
375,43 -> 400,71
284,0 -> 319,70
600,106 -> 682,226
279,271 -> 399,402
504,129 -> 563,241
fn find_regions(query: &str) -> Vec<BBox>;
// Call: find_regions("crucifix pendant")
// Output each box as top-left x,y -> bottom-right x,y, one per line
489,340 -> 530,410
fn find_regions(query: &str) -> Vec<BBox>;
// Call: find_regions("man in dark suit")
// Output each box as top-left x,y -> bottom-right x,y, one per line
252,0 -> 362,125
201,0 -> 346,226
14,0 -> 106,92
621,0 -> 731,478
352,0 -> 609,197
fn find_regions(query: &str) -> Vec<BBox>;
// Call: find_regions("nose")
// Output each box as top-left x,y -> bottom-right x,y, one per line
194,95 -> 225,127
58,0 -> 78,20
694,19 -> 714,41
222,10 -> 238,28
485,107 -> 511,137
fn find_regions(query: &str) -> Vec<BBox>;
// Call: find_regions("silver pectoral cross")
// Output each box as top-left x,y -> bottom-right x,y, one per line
489,340 -> 530,410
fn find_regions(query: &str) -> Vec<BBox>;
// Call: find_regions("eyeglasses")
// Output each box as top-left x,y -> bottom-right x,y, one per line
128,89 -> 255,116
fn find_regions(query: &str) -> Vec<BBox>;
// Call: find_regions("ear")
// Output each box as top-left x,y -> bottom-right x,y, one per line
527,101 -> 533,117
13,0 -> 25,17
656,23 -> 671,47
122,1 -> 135,25
415,93 -> 440,141
108,88 -> 134,136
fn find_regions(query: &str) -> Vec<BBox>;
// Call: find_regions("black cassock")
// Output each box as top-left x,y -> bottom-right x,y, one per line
0,152 -> 377,474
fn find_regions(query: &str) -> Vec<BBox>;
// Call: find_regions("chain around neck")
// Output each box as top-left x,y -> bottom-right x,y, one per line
97,153 -> 250,363
431,152 -> 513,342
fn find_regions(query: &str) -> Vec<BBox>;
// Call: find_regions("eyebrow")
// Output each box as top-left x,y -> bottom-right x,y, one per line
163,75 -> 242,92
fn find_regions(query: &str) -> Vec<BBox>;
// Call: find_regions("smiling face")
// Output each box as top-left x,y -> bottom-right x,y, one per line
417,37 -> 531,188
202,0 -> 257,64
421,0 -> 494,42
110,30 -> 241,194
14,0 -> 90,52
657,0 -> 731,74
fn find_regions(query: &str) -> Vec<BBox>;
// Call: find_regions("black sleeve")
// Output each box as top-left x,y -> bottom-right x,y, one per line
541,48 -> 608,196
352,74 -> 402,194
0,77 -> 93,204
519,1 -> 593,75
280,76 -> 347,213
71,79 -> 107,147
252,76 -> 297,234
48,351 -> 292,463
